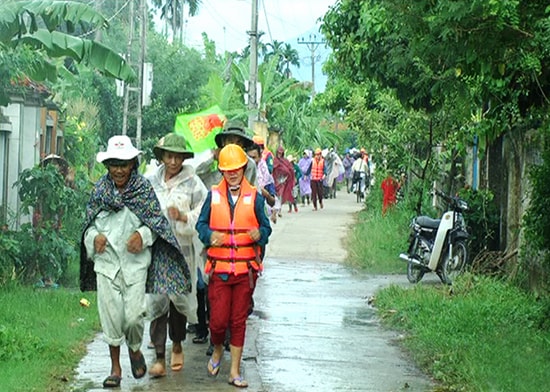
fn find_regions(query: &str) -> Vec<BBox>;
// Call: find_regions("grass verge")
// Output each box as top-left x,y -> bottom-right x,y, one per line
375,275 -> 550,391
345,184 -> 413,273
349,189 -> 550,391
0,284 -> 99,392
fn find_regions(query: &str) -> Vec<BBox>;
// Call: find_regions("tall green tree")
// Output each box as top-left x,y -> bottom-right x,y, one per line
280,43 -> 300,78
150,0 -> 201,44
320,0 -> 550,290
0,0 -> 135,105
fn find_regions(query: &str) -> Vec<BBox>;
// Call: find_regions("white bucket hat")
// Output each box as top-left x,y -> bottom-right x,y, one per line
96,135 -> 142,163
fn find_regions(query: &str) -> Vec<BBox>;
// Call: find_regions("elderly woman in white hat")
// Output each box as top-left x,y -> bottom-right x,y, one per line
80,135 -> 191,388
145,133 -> 209,377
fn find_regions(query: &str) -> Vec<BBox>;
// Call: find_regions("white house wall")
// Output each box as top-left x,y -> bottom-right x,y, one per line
3,100 -> 41,229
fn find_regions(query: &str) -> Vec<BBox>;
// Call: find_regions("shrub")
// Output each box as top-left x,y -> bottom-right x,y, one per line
13,165 -> 87,285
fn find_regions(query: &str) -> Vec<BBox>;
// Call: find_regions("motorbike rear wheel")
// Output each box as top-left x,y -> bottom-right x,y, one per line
407,259 -> 425,283
438,240 -> 468,285
406,238 -> 426,283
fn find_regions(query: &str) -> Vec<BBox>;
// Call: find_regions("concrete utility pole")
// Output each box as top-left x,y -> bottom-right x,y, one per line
136,0 -> 146,149
247,0 -> 259,130
121,0 -> 134,136
121,0 -> 146,149
297,34 -> 325,97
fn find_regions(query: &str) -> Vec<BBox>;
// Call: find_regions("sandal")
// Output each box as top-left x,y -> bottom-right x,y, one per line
102,374 -> 122,388
149,359 -> 166,378
170,350 -> 184,372
228,376 -> 249,388
129,350 -> 147,379
207,357 -> 221,376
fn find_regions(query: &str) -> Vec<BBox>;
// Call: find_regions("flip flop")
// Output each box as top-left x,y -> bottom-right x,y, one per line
102,374 -> 122,388
228,376 -> 248,388
129,351 -> 147,379
171,350 -> 184,372
207,357 -> 221,376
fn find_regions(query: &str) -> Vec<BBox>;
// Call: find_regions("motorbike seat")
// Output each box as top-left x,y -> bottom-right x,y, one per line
416,216 -> 441,229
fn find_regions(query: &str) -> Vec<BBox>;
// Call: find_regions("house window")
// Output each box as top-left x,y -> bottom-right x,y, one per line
44,114 -> 54,156
56,129 -> 64,156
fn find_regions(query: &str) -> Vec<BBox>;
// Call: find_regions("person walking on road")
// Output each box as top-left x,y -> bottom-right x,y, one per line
310,148 -> 326,211
145,133 -> 208,377
80,135 -> 190,388
252,135 -> 274,174
273,146 -> 296,214
298,149 -> 312,206
196,144 -> 272,388
342,150 -> 354,193
194,119 -> 259,356
286,154 -> 301,213
195,120 -> 258,190
247,142 -> 276,209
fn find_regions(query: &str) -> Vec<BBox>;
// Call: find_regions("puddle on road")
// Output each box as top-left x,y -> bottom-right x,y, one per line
251,258 -> 433,392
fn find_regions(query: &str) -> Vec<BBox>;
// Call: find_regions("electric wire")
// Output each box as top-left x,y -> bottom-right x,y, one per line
78,0 -> 132,38
184,0 -> 250,52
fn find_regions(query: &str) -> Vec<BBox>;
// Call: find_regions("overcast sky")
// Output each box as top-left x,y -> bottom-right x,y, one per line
150,0 -> 336,91
177,0 -> 336,53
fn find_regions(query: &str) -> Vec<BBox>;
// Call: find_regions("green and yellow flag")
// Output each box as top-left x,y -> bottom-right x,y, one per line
174,105 -> 226,153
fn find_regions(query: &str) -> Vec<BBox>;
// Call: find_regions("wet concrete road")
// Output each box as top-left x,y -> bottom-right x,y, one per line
71,191 -> 435,391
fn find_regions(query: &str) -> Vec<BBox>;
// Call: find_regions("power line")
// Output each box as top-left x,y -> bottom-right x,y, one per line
297,34 -> 325,97
78,0 -> 132,39
260,0 -> 274,43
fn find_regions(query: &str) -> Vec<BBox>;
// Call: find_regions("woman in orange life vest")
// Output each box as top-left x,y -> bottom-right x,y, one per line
195,143 -> 272,388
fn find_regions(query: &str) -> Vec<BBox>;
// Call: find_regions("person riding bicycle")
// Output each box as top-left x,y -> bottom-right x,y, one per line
350,149 -> 369,197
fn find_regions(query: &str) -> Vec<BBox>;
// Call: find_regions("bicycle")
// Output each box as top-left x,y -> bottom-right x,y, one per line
351,171 -> 366,203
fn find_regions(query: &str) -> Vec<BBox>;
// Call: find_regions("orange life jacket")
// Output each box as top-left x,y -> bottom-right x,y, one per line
311,157 -> 325,180
205,178 -> 262,275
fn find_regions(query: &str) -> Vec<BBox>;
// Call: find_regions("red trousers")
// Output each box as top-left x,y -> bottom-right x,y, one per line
208,272 -> 257,347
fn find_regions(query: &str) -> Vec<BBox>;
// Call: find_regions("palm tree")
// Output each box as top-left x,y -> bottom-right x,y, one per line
264,41 -> 300,78
0,0 -> 135,105
264,39 -> 285,69
281,43 -> 300,79
150,0 -> 201,44
240,31 -> 267,58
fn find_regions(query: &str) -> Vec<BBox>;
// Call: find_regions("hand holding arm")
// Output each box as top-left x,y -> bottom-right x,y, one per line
210,231 -> 225,246
94,233 -> 108,254
127,231 -> 143,254
168,206 -> 188,223
248,228 -> 260,242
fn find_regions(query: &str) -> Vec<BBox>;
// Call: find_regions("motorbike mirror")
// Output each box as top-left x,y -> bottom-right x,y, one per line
458,199 -> 469,211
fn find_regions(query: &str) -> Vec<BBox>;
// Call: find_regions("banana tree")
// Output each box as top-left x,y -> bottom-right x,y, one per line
0,0 -> 135,105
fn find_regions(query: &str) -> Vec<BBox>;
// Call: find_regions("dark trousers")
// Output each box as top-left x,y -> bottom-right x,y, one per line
311,179 -> 324,208
196,285 -> 209,337
149,300 -> 187,358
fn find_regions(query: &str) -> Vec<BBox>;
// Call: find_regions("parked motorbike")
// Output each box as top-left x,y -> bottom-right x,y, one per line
399,189 -> 470,284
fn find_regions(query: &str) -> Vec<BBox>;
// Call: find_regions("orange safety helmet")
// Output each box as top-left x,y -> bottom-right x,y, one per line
314,148 -> 322,155
218,143 -> 248,171
252,135 -> 265,145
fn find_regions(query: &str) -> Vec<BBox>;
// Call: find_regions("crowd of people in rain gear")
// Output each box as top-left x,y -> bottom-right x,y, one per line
75,119 -> 400,389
